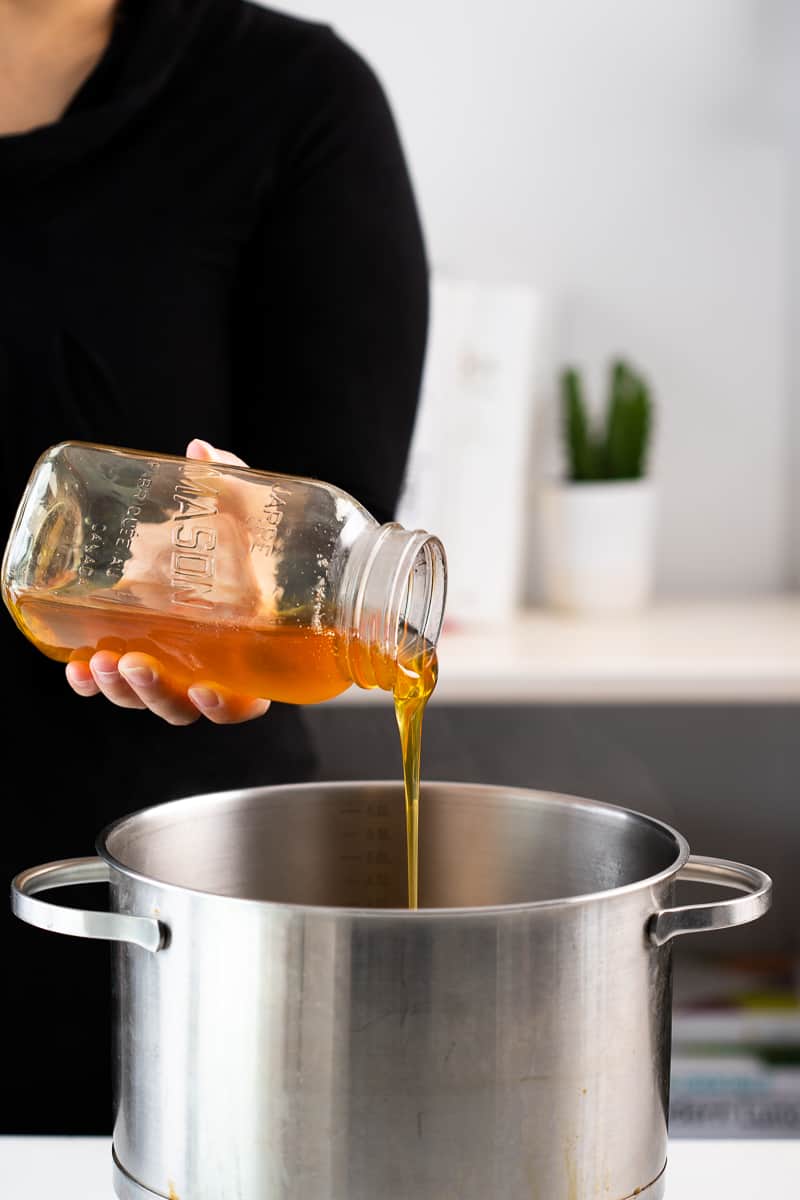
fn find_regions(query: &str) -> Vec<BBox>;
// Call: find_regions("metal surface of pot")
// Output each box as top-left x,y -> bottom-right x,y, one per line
12,782 -> 771,1200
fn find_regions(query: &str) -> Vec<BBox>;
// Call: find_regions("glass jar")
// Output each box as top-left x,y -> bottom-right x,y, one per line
1,442 -> 446,704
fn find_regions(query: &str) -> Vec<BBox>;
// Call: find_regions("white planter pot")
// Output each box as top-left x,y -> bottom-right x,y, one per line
540,480 -> 655,614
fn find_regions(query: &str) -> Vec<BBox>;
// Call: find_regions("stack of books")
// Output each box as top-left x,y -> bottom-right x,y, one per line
670,954 -> 800,1138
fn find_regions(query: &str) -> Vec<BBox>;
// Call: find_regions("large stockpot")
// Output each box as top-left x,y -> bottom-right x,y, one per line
12,782 -> 771,1200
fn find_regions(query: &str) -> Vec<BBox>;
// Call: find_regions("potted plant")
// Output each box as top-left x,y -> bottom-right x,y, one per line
540,359 -> 655,614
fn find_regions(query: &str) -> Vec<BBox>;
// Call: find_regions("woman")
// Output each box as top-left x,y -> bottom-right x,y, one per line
1,0 -> 427,1132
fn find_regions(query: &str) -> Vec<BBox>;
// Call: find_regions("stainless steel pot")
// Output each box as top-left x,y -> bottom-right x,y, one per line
12,782 -> 771,1200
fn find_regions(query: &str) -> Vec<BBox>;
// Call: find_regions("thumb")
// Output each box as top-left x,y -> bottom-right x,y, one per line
186,438 -> 249,467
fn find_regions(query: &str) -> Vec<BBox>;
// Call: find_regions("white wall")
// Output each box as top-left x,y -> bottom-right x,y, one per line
792,134 -> 800,590
780,0 -> 800,586
265,0 -> 793,596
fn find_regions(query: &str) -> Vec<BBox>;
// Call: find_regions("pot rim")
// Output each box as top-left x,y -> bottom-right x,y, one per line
97,780 -> 691,918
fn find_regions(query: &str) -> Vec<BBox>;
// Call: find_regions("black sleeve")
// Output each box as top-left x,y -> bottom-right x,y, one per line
232,29 -> 429,526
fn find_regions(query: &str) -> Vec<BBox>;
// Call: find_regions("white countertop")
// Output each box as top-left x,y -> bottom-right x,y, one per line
335,597 -> 800,704
2,1137 -> 798,1198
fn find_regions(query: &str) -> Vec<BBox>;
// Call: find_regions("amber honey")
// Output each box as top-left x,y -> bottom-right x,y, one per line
11,594 -> 352,704
10,592 -> 437,906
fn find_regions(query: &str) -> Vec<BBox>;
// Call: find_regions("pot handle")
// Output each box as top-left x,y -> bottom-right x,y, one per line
649,854 -> 772,947
11,858 -> 166,953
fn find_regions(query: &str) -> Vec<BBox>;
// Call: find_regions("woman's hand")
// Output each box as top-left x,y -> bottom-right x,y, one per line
64,439 -> 271,726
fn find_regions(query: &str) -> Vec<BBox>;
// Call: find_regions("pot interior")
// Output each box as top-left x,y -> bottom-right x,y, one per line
101,783 -> 684,909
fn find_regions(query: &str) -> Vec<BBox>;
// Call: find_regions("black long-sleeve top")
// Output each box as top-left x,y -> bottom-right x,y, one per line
0,0 -> 427,1132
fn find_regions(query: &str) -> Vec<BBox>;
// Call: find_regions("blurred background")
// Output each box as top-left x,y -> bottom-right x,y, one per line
268,0 -> 800,1139
276,0 -> 795,602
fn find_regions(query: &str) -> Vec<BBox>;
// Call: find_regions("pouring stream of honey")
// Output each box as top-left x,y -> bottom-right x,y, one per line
392,637 -> 437,909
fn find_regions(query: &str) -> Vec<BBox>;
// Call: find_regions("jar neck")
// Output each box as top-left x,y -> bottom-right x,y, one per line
339,523 -> 446,691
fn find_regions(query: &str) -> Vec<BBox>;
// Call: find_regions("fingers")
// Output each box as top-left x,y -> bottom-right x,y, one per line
66,652 -> 270,727
116,653 -> 201,725
186,438 -> 249,468
89,650 -> 149,710
69,650 -> 200,725
65,659 -> 101,697
188,684 -> 270,725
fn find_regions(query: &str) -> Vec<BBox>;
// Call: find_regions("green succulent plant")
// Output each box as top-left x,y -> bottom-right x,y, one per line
561,360 -> 653,482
